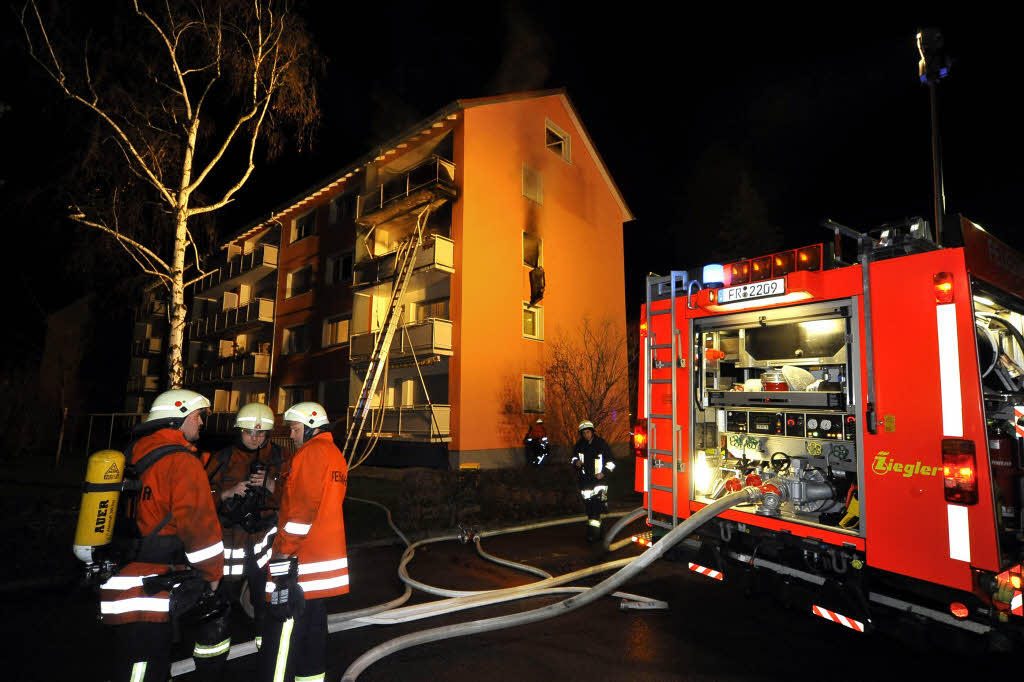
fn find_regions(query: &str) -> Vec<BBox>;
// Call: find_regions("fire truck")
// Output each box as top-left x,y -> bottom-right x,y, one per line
633,216 -> 1024,648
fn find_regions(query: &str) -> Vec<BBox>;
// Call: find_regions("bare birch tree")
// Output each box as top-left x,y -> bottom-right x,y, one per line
546,317 -> 631,448
20,0 -> 321,387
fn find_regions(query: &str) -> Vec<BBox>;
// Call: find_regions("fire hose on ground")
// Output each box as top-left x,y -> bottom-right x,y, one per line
340,487 -> 763,681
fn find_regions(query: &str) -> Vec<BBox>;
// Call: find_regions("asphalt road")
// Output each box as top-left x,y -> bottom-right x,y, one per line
15,515 -> 1018,682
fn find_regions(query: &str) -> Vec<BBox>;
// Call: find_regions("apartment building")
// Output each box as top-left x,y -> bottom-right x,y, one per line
124,287 -> 168,413
182,89 -> 632,467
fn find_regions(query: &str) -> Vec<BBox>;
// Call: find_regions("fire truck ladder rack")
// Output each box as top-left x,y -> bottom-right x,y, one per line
644,272 -> 688,531
342,207 -> 431,465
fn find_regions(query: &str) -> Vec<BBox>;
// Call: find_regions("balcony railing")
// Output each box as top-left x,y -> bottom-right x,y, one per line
348,404 -> 451,441
131,336 -> 163,356
187,298 -> 275,341
356,155 -> 456,227
353,235 -> 454,288
182,352 -> 271,384
126,375 -> 160,393
194,244 -> 278,297
350,318 -> 453,365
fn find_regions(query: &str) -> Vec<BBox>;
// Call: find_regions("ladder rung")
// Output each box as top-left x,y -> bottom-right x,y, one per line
649,448 -> 673,456
650,379 -> 672,384
648,309 -> 671,316
649,413 -> 673,420
650,485 -> 676,492
650,343 -> 672,349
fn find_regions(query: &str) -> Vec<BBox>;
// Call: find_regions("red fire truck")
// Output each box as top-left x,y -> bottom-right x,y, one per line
633,216 -> 1024,648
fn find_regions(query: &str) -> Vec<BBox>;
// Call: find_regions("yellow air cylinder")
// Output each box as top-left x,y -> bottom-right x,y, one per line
73,449 -> 126,564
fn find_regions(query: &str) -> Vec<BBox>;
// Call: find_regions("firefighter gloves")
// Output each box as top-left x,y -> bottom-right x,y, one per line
267,557 -> 305,621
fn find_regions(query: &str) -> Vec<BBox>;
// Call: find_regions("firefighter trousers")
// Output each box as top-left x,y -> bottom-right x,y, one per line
110,622 -> 171,682
259,598 -> 328,682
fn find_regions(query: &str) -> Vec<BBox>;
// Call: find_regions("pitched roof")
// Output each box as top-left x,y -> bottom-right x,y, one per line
226,88 -> 633,246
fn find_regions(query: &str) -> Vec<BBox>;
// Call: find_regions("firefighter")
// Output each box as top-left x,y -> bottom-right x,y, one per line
99,389 -> 226,682
206,402 -> 286,645
572,420 -> 616,543
260,401 -> 349,682
524,418 -> 549,465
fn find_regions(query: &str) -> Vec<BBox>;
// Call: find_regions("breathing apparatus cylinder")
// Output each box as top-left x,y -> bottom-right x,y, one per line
73,449 -> 126,564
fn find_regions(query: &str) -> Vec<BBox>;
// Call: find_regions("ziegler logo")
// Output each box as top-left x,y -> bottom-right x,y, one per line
871,452 -> 941,478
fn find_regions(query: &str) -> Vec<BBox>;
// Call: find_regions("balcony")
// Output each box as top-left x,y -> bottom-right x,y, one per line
353,235 -> 454,288
356,155 -> 457,229
132,336 -> 163,356
193,244 -> 278,298
348,404 -> 451,442
182,352 -> 271,384
187,298 -> 275,341
126,375 -> 160,393
350,318 -> 453,365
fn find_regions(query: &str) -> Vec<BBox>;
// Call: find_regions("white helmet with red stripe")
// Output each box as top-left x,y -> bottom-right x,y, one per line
145,389 -> 210,423
283,401 -> 330,428
235,402 -> 275,431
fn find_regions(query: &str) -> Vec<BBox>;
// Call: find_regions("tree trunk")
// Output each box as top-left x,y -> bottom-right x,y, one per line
167,125 -> 198,389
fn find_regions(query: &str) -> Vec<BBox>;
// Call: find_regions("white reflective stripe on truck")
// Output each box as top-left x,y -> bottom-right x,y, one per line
936,304 -> 963,438
947,504 -> 972,563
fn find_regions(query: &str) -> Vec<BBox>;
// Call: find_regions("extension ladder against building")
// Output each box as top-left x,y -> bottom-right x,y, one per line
340,209 -> 430,463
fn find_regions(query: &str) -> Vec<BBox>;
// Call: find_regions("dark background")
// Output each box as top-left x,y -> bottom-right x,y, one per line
1,5 -> 1021,426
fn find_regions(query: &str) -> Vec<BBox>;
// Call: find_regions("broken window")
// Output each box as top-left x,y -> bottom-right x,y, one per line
545,119 -> 571,162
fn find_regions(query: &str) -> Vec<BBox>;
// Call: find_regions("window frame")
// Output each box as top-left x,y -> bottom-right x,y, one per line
322,314 -> 351,348
522,163 -> 543,205
281,323 -> 309,356
285,265 -> 314,299
522,374 -> 545,414
544,118 -> 571,163
522,301 -> 544,341
291,210 -> 316,244
523,232 -> 543,268
324,250 -> 354,287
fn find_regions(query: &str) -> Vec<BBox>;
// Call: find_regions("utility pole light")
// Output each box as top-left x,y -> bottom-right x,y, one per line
916,28 -> 951,246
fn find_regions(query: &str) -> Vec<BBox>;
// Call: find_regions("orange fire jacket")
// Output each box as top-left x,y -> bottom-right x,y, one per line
269,432 -> 349,600
99,428 -> 224,625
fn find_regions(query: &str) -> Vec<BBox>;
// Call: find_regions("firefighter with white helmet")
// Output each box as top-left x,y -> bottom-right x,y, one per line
572,419 -> 616,543
524,417 -> 549,465
260,402 -> 348,681
205,402 -> 287,648
100,389 -> 226,682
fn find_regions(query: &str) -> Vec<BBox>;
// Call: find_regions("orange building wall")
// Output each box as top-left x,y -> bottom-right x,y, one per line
453,95 -> 627,463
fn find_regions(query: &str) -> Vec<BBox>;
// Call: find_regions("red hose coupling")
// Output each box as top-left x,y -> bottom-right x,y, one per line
760,483 -> 781,496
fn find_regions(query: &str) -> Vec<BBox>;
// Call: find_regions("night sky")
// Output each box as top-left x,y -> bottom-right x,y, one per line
2,6 -> 1022,331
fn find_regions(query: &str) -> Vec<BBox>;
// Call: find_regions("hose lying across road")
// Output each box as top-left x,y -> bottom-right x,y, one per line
340,488 -> 761,680
171,489 -> 761,678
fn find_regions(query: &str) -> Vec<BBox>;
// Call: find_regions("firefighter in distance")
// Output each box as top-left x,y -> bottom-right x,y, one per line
260,402 -> 350,682
572,420 -> 616,543
206,402 -> 287,643
98,389 -> 226,682
524,418 -> 549,465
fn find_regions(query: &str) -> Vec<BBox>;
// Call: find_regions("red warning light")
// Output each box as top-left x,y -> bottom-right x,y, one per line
933,272 -> 954,304
750,256 -> 772,282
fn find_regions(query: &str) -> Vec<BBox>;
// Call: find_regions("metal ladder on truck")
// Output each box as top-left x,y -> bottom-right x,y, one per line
643,272 -> 689,531
341,208 -> 430,465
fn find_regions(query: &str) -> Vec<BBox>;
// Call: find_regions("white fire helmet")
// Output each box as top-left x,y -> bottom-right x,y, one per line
284,401 -> 330,429
578,420 -> 595,433
235,403 -> 275,431
146,390 -> 210,422
536,419 -> 543,424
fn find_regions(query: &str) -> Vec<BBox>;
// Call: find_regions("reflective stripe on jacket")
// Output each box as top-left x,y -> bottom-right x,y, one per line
269,432 -> 348,600
100,428 -> 224,625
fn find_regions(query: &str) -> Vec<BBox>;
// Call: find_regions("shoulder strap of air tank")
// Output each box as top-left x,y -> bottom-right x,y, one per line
134,444 -> 194,477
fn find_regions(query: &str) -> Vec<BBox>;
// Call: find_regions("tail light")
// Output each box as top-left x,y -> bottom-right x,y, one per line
796,245 -> 822,271
750,256 -> 772,282
773,251 -> 796,277
934,272 -> 954,303
942,438 -> 978,504
633,419 -> 648,458
639,319 -> 648,338
949,602 -> 970,619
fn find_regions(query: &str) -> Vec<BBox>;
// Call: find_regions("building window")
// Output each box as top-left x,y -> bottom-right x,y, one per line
523,375 -> 545,413
412,298 -> 449,323
281,324 -> 309,355
523,232 -> 542,268
278,385 -> 308,414
522,164 -> 543,205
291,211 -> 316,243
322,315 -> 350,348
523,302 -> 543,340
318,379 -> 350,416
329,191 -> 357,224
325,251 -> 354,286
545,119 -> 571,162
285,265 -> 313,298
